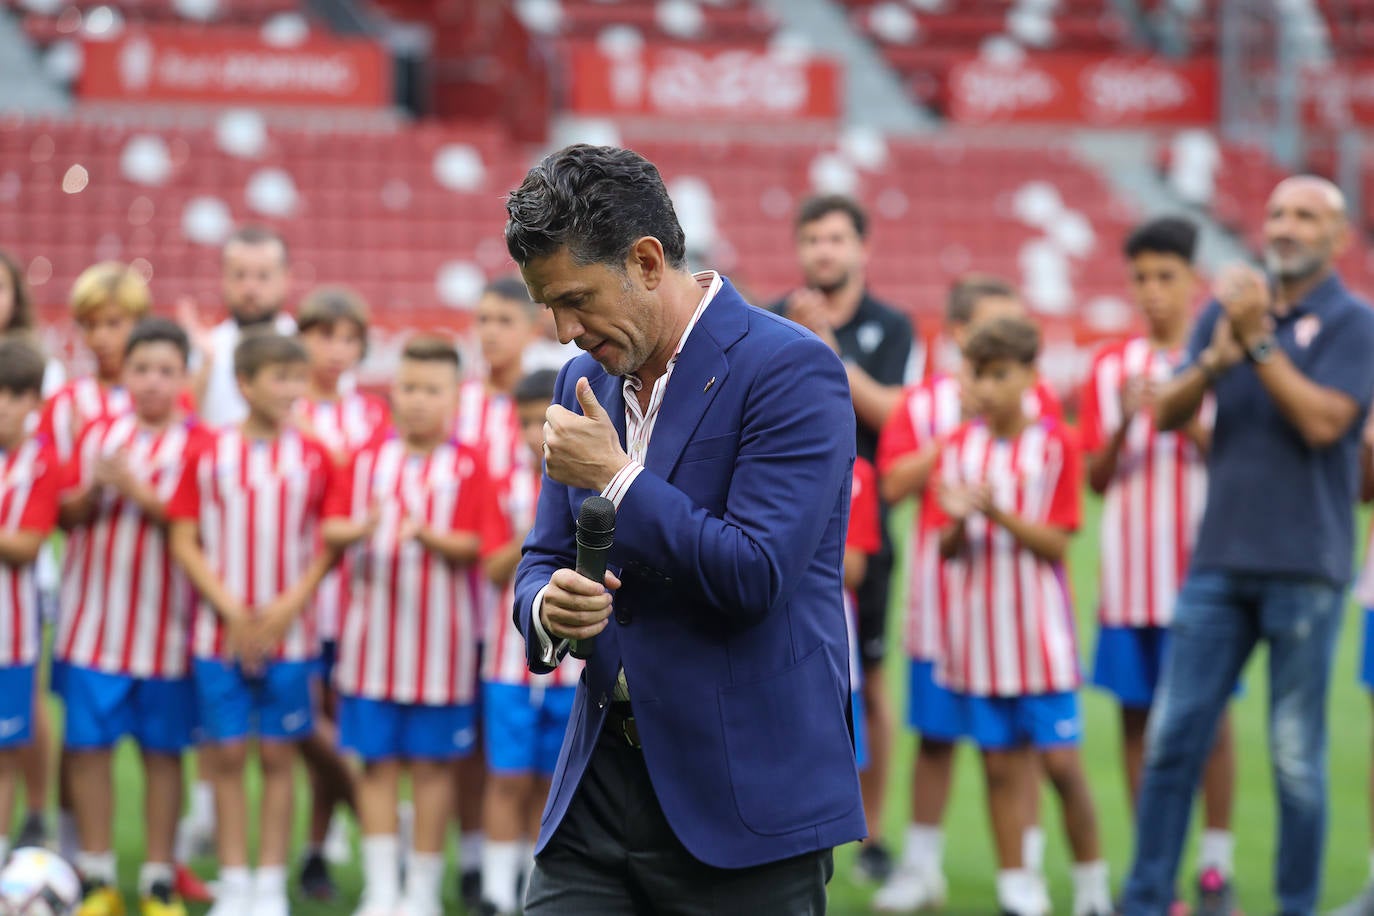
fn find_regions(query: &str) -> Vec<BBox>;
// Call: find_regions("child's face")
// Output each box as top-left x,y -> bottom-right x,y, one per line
238,361 -> 308,427
300,321 -> 364,388
392,359 -> 459,443
476,294 -> 535,374
517,399 -> 550,462
124,342 -> 187,423
970,358 -> 1036,428
0,388 -> 38,444
1129,251 -> 1196,331
79,303 -> 137,376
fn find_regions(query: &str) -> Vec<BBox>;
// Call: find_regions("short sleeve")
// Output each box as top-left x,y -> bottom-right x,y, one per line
868,311 -> 916,387
1078,352 -> 1106,453
875,389 -> 919,477
35,390 -> 68,463
19,446 -> 61,534
1045,427 -> 1083,532
166,448 -> 204,522
324,451 -> 358,519
1033,380 -> 1064,421
1306,306 -> 1374,409
454,451 -> 507,559
846,458 -> 882,555
364,397 -> 392,451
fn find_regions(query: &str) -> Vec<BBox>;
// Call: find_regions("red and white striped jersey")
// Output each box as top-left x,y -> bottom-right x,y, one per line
293,392 -> 390,642
483,464 -> 583,688
876,372 -> 1062,660
166,428 -> 333,662
454,380 -> 521,482
56,417 -> 210,678
0,438 -> 60,666
844,458 -> 881,691
929,418 -> 1082,697
38,379 -> 132,463
330,438 -> 504,705
1080,338 -> 1210,627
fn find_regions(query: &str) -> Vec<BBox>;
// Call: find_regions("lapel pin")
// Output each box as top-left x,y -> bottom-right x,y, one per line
703,376 -> 716,393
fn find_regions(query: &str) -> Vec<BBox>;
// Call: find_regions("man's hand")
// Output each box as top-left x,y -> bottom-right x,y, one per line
936,482 -> 976,521
222,608 -> 261,673
786,288 -> 840,354
969,481 -> 997,520
1215,263 -> 1275,349
1199,313 -> 1245,377
92,448 -> 135,495
543,378 -> 630,491
247,592 -> 302,665
1119,376 -> 1152,421
540,567 -> 622,642
176,295 -> 217,358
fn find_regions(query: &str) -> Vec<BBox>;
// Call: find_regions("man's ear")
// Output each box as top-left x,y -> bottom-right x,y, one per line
627,237 -> 667,291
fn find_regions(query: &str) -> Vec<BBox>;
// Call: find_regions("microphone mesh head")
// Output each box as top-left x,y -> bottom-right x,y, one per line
577,495 -> 616,549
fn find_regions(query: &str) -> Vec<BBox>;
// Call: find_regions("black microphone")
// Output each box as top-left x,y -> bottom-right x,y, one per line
570,496 -> 616,660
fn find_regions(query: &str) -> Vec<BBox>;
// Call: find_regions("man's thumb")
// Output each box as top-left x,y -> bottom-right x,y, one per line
576,377 -> 606,420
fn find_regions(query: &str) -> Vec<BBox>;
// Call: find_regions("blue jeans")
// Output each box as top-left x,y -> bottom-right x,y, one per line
1121,571 -> 1344,916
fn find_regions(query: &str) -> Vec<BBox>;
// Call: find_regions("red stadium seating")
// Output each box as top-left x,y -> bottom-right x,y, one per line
3,0 -> 306,51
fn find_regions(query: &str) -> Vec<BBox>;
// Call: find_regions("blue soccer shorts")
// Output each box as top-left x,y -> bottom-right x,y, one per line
61,665 -> 195,754
482,681 -> 577,776
192,658 -> 315,744
907,658 -> 967,741
1092,624 -> 1243,709
964,691 -> 1081,751
0,665 -> 35,749
339,695 -> 476,763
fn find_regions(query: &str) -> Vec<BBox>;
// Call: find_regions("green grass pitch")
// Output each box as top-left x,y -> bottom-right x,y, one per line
32,499 -> 1374,914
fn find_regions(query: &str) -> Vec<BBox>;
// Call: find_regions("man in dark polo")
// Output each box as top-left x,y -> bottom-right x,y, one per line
773,194 -> 918,882
1122,176 -> 1374,916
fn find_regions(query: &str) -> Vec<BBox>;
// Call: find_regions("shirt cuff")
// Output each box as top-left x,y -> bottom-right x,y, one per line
601,460 -> 644,509
529,584 -> 568,666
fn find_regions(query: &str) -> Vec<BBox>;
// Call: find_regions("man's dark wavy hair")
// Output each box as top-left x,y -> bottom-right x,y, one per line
504,144 -> 687,271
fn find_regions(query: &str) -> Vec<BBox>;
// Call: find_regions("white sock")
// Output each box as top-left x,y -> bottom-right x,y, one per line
57,811 -> 79,861
360,835 -> 401,907
219,866 -> 252,900
253,865 -> 287,901
482,840 -> 523,913
997,868 -> 1046,916
190,781 -> 215,825
75,850 -> 117,886
902,823 -> 943,875
1198,829 -> 1234,877
1072,860 -> 1112,916
139,862 -> 175,896
1022,825 -> 1046,874
403,851 -> 445,916
460,831 -> 482,873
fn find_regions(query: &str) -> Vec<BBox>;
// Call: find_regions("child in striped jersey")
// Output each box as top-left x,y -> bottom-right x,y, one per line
0,339 -> 61,870
168,332 -> 340,916
324,336 -> 502,916
292,287 -> 388,898
478,369 -> 580,916
931,317 -> 1109,916
57,318 -> 207,916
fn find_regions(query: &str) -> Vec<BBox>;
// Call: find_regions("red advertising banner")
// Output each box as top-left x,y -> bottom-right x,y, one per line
567,42 -> 841,122
78,26 -> 391,108
947,55 -> 1216,125
1304,65 -> 1374,127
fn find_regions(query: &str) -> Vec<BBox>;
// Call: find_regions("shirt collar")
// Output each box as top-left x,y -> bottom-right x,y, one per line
624,270 -> 722,392
1287,272 -> 1344,317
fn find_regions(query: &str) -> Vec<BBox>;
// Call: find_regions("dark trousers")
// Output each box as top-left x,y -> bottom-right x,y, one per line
525,726 -> 834,915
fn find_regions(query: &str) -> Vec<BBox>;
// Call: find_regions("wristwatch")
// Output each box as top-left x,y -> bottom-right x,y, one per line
1246,334 -> 1277,364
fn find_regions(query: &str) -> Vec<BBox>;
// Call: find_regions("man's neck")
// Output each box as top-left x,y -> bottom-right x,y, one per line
307,378 -> 340,404
1147,317 -> 1190,351
96,369 -> 121,388
403,431 -> 445,454
136,411 -> 177,433
240,415 -> 284,440
487,361 -> 521,396
821,276 -> 865,328
987,410 -> 1030,441
0,431 -> 25,452
1278,266 -> 1333,314
633,271 -> 703,388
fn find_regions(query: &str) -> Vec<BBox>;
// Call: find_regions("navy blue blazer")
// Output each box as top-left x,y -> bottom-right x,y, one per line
513,278 -> 866,868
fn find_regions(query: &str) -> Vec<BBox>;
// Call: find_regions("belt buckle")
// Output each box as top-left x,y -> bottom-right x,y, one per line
621,715 -> 641,749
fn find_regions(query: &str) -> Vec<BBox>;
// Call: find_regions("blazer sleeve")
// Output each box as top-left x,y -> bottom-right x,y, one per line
614,334 -> 854,629
512,364 -> 578,675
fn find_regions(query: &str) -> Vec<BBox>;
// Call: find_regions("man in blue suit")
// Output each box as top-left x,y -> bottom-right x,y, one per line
504,144 -> 865,914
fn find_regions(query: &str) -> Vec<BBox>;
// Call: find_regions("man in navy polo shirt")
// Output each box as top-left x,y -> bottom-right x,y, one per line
1119,176 -> 1374,916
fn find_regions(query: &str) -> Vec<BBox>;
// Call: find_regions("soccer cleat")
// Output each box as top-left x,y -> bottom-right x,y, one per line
853,842 -> 896,884
140,880 -> 188,916
872,866 -> 948,912
14,813 -> 47,851
459,869 -> 483,909
77,884 -> 127,916
172,864 -> 212,904
298,850 -> 338,902
1194,867 -> 1238,916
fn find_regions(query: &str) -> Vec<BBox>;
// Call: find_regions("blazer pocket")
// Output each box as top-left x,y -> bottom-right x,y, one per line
718,647 -> 859,836
679,431 -> 740,465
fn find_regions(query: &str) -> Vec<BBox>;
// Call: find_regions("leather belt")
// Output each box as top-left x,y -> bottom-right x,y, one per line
604,701 -> 641,749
